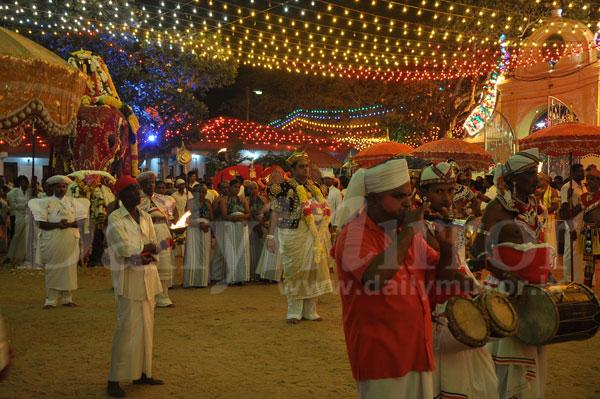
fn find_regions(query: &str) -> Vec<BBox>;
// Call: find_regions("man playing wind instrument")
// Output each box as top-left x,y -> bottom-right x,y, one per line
267,151 -> 333,324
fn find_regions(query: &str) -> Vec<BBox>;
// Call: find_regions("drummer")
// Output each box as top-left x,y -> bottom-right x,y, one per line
578,167 -> 600,287
419,162 -> 498,399
471,148 -> 551,399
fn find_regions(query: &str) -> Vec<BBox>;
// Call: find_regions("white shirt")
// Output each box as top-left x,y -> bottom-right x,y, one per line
561,180 -> 584,233
7,188 -> 30,218
481,185 -> 497,210
107,206 -> 162,301
171,190 -> 193,219
28,195 -> 90,238
327,185 -> 343,228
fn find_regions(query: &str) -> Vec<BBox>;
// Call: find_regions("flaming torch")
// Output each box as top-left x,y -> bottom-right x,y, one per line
170,210 -> 191,230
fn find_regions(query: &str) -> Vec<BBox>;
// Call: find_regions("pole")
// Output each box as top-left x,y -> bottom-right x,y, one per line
245,86 -> 250,121
30,123 -> 35,269
569,150 -> 574,282
48,143 -> 55,177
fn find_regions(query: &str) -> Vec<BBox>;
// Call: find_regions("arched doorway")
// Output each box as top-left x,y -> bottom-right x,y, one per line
484,111 -> 516,164
529,96 -> 578,135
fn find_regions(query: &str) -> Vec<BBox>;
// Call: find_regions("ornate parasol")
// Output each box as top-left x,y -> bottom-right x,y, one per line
354,142 -> 414,168
412,138 -> 492,171
520,122 -> 600,282
519,122 -> 600,156
0,27 -> 87,143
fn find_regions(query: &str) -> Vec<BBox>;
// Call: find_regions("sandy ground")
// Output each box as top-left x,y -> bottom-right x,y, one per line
0,259 -> 599,399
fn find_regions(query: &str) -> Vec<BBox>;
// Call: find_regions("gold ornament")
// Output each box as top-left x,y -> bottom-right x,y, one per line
176,143 -> 192,166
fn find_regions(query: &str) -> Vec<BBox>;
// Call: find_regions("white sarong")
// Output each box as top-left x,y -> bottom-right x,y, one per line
210,218 -> 226,282
7,211 -> 26,263
278,218 -> 332,300
222,213 -> 250,283
484,275 -> 547,399
357,371 -> 433,399
109,296 -> 155,382
256,227 -> 283,282
183,218 -> 211,287
433,305 -> 499,399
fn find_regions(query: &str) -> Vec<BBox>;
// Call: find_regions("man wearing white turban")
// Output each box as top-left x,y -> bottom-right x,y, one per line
471,148 -> 551,399
136,171 -> 179,307
171,178 -> 192,260
334,157 -> 457,399
559,163 -> 585,284
28,175 -> 90,308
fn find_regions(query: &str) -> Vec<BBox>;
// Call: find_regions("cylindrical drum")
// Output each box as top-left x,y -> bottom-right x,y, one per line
444,296 -> 490,348
511,283 -> 600,345
475,291 -> 518,338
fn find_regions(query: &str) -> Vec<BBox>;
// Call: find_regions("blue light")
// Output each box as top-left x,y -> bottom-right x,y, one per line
148,134 -> 157,142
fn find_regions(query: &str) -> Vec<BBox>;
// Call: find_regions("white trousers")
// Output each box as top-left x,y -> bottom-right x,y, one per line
357,371 -> 433,399
155,280 -> 173,307
109,296 -> 155,382
495,351 -> 547,399
44,288 -> 72,306
286,296 -> 319,320
564,229 -> 584,283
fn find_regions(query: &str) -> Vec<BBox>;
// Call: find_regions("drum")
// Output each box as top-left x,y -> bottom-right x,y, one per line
511,283 -> 600,345
444,296 -> 490,348
475,291 -> 518,338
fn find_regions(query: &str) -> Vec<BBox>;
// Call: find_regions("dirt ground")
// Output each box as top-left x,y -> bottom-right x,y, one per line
0,259 -> 599,399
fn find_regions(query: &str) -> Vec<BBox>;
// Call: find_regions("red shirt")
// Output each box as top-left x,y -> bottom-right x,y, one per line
334,212 -> 439,381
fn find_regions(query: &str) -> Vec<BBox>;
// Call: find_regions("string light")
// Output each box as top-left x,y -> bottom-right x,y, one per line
463,34 -> 510,136
0,0 -> 596,81
192,116 -> 348,151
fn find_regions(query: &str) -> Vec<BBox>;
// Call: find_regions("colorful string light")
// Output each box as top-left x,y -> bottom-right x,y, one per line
190,116 -> 348,152
463,34 -> 511,136
1,1 -> 597,81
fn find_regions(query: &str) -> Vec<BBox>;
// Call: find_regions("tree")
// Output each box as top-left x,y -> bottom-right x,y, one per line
254,151 -> 292,170
203,142 -> 249,178
6,0 -> 238,155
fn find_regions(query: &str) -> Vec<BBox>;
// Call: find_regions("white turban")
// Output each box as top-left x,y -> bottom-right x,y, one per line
338,158 -> 409,227
164,178 -> 174,184
135,171 -> 158,182
420,162 -> 456,186
322,170 -> 335,179
176,178 -> 186,186
493,148 -> 539,211
493,148 -> 539,187
46,175 -> 72,185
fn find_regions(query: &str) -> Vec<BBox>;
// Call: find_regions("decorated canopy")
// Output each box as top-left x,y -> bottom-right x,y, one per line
519,122 -> 600,157
412,138 -> 492,171
0,27 -> 87,144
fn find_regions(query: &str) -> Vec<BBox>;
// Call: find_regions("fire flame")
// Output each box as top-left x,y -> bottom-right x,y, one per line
170,211 -> 191,229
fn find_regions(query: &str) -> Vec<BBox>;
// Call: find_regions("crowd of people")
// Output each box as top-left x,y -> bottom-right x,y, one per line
0,147 -> 599,398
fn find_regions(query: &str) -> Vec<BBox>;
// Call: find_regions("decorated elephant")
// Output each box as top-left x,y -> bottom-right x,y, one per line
66,50 -> 139,176
72,106 -> 132,176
